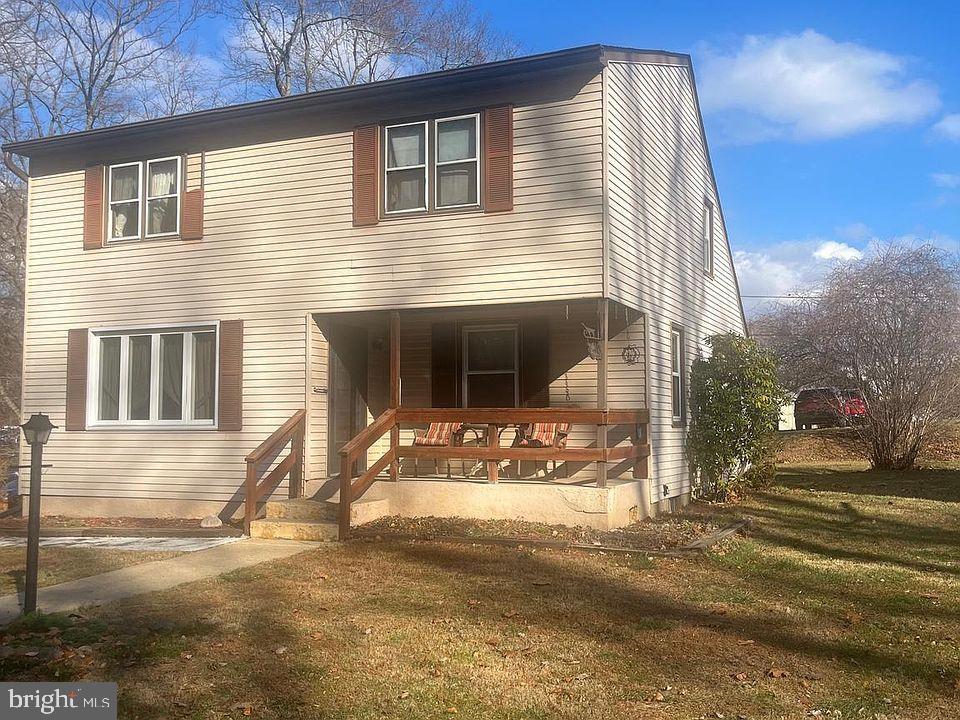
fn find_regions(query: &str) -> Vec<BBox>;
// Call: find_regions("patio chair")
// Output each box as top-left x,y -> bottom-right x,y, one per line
412,422 -> 473,477
515,421 -> 571,478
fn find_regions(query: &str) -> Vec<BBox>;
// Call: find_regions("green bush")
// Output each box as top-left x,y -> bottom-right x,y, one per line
687,334 -> 787,501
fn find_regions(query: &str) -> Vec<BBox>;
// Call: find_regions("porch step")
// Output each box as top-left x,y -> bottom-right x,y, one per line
264,495 -> 393,526
248,518 -> 339,542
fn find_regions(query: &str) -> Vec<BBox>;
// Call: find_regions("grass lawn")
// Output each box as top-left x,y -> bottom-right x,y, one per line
0,547 -> 183,596
1,464 -> 958,719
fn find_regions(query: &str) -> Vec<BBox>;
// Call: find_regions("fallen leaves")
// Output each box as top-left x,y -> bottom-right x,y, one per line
766,668 -> 789,679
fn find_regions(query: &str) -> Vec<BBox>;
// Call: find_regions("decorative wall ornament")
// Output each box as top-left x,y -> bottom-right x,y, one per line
582,323 -> 603,360
621,344 -> 642,365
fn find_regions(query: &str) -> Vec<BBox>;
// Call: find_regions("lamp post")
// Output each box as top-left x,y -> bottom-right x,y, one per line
20,413 -> 55,615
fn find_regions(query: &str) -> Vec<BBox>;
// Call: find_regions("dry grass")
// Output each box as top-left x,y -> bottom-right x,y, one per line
1,467 -> 958,719
0,547 -> 183,596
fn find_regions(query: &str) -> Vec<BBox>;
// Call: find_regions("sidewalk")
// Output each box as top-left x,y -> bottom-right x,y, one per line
0,538 -> 316,624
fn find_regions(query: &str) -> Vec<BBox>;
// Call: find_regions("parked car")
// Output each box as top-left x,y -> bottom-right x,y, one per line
795,387 -> 868,429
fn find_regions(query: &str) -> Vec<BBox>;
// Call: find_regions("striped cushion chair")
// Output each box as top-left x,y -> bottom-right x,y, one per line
517,422 -> 571,478
412,422 -> 464,477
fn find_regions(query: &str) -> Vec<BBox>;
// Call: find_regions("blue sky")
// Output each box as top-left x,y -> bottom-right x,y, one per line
197,1 -> 960,312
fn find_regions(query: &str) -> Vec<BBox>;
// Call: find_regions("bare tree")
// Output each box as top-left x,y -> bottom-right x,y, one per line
224,0 -> 516,97
758,244 -> 960,470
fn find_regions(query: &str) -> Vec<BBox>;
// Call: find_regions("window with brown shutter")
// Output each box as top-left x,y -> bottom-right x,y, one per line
483,105 -> 514,213
83,167 -> 104,250
218,320 -> 244,431
65,329 -> 89,430
353,125 -> 380,226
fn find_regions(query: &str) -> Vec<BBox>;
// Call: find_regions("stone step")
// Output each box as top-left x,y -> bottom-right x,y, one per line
265,498 -> 335,521
248,518 -> 338,542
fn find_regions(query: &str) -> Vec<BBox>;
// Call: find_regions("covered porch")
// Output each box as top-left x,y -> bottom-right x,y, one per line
317,298 -> 649,536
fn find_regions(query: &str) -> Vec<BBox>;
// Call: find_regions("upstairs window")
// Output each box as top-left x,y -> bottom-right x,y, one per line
702,199 -> 714,275
90,325 -> 217,427
383,113 -> 480,215
108,156 -> 180,241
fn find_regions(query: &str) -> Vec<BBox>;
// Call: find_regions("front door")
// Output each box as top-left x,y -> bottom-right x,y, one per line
327,324 -> 369,476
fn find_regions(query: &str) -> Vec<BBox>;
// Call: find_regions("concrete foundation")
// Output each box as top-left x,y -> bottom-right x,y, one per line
21,495 -> 245,520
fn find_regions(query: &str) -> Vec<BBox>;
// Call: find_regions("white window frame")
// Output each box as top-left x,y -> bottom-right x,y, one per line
86,322 -> 220,430
383,120 -> 428,215
107,161 -> 143,242
702,199 -> 714,275
145,155 -> 182,238
434,113 -> 481,210
462,323 -> 519,408
671,328 -> 684,422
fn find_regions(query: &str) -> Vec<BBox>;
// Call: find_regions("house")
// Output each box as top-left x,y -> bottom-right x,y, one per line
4,44 -> 745,540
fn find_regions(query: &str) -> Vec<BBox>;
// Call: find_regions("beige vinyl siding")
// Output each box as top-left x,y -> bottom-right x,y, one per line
604,60 -> 745,501
20,73 -> 605,509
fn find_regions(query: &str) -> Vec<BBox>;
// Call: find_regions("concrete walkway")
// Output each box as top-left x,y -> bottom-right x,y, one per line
0,538 -> 316,624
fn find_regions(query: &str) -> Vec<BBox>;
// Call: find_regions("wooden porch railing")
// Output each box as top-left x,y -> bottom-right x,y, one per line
244,409 -> 305,534
338,407 -> 650,540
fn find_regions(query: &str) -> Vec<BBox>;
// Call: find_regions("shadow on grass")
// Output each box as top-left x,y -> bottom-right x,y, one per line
775,465 -> 960,503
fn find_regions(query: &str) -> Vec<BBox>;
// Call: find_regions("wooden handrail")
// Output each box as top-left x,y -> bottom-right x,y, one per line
244,410 -> 305,534
246,409 -> 306,463
337,406 -> 650,541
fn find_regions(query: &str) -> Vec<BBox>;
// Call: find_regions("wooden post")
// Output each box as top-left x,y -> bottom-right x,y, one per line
289,425 -> 304,498
389,310 -> 400,480
632,421 -> 649,479
486,423 -> 499,482
338,451 -> 351,540
244,461 -> 256,535
596,299 -> 609,488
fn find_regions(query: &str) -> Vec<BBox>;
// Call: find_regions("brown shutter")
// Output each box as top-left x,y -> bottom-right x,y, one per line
353,125 -> 379,226
483,106 -> 513,213
65,329 -> 88,430
520,318 -> 550,407
83,166 -> 104,250
431,322 -> 458,407
181,189 -> 204,240
218,320 -> 243,431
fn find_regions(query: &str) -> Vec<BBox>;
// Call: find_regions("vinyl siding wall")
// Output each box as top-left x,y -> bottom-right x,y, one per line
19,73 -> 606,511
604,61 -> 745,501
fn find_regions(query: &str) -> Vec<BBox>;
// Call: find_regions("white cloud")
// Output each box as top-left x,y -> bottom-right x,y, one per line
835,222 -> 872,242
813,240 -> 863,261
932,172 -> 960,188
698,30 -> 940,143
932,114 -> 960,141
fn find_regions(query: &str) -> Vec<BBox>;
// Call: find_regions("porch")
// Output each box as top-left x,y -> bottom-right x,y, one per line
244,299 -> 652,538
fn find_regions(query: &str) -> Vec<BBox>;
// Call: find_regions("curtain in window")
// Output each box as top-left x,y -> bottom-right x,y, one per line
192,332 -> 216,420
437,119 -> 475,162
387,169 -> 426,211
98,337 -> 121,421
437,165 -> 476,207
110,167 -> 139,201
148,160 -> 178,235
128,335 -> 152,420
160,334 -> 184,420
387,126 -> 425,167
110,165 -> 140,238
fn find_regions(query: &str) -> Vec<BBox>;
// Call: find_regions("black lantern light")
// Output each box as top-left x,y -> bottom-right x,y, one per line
21,413 -> 55,446
20,412 -> 56,615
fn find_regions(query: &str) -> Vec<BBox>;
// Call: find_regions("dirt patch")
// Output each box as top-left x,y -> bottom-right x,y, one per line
0,516 -> 241,532
358,510 -> 726,552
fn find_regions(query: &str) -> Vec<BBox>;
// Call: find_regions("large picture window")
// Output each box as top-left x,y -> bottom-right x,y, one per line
108,156 -> 180,241
462,325 -> 518,408
383,113 -> 480,215
89,325 -> 217,427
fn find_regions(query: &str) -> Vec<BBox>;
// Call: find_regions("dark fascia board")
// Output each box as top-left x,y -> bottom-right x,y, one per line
3,44 -> 683,158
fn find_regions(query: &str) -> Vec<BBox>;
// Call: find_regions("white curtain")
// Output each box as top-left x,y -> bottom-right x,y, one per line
387,126 -> 424,167
149,162 -> 177,197
438,119 -> 475,162
192,332 -> 216,420
111,167 -> 139,201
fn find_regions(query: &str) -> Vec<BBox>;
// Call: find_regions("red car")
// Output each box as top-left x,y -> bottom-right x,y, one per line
794,387 -> 867,429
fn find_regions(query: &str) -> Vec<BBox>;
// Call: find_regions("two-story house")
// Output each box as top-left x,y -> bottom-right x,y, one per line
5,44 -> 745,540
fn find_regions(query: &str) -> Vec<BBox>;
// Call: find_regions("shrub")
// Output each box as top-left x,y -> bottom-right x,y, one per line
688,334 -> 787,501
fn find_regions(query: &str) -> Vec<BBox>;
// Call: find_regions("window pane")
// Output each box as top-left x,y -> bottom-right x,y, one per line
437,118 -> 476,162
148,159 -> 178,197
467,374 -> 516,408
437,162 -> 477,207
192,332 -> 216,421
110,165 -> 139,201
160,334 -> 184,420
147,197 -> 178,235
672,376 -> 682,417
467,329 -> 516,372
672,333 -> 681,373
98,337 -> 121,421
386,125 -> 425,168
110,201 -> 139,238
386,168 -> 425,212
128,335 -> 152,420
